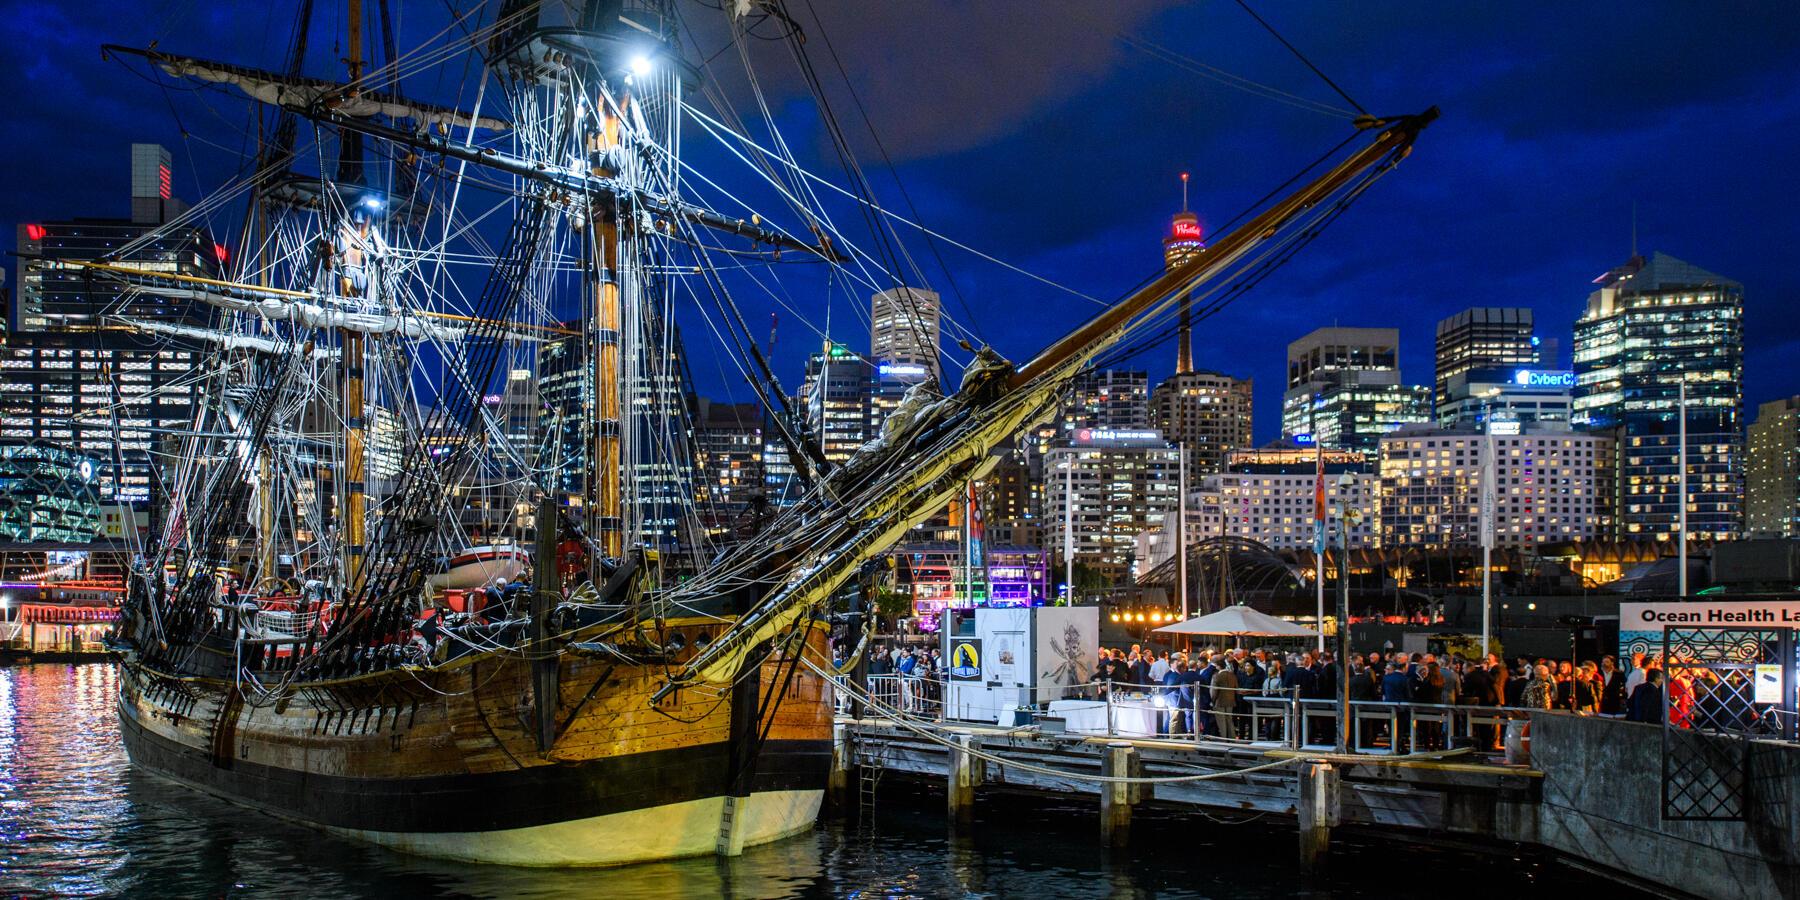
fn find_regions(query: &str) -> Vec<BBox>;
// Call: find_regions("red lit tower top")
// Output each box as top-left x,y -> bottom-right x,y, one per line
1164,172 -> 1205,372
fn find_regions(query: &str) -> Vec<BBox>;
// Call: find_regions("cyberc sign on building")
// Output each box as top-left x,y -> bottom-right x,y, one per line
1511,369 -> 1575,388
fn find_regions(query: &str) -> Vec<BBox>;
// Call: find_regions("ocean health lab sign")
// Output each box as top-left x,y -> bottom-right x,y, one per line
1619,600 -> 1800,658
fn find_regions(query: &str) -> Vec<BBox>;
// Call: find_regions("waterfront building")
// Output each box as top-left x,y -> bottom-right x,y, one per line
1061,369 -> 1150,433
1573,252 -> 1743,541
693,399 -> 766,539
1433,307 -> 1538,413
1042,428 -> 1180,580
870,287 -> 940,382
1746,397 -> 1800,538
1377,423 -> 1612,549
1151,369 -> 1253,475
894,541 -> 1048,620
0,444 -> 105,542
1142,452 -> 1377,569
1436,366 -> 1575,430
1280,326 -> 1431,455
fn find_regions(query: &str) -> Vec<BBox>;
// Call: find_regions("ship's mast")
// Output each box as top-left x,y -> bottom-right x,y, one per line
340,0 -> 369,590
590,98 -> 625,558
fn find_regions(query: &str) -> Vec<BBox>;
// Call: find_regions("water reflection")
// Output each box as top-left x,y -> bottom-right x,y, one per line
1,664 -> 1616,899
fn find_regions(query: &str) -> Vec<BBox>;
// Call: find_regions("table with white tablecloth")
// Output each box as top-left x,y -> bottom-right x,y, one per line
1046,696 -> 1165,736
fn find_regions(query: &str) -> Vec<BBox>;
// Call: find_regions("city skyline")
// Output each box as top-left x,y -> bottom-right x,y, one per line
3,4 -> 1796,444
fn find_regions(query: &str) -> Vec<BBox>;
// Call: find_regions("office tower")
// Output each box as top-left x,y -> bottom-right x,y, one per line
1573,252 -> 1743,540
1280,326 -> 1431,454
1062,369 -> 1151,433
980,445 -> 1040,549
870,287 -> 940,382
693,399 -> 766,539
799,342 -> 874,465
1151,369 -> 1252,475
537,321 -> 590,497
1434,307 -> 1538,411
1042,429 -> 1180,580
4,144 -> 218,504
1378,423 -> 1612,549
1436,366 -> 1574,430
1746,397 -> 1800,538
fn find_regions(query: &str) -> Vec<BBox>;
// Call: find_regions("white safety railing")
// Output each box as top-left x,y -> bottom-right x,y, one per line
847,672 -> 1533,754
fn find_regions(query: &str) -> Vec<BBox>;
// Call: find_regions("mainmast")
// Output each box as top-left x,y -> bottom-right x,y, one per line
339,0 -> 369,590
589,88 -> 625,559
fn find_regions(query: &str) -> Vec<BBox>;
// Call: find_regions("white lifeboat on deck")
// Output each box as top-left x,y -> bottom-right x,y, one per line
428,543 -> 529,591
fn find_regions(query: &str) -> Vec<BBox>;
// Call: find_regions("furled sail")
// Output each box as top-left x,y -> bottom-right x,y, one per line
104,46 -> 512,132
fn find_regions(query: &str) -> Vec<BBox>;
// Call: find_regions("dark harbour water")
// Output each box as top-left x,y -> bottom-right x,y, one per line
0,664 -> 1623,898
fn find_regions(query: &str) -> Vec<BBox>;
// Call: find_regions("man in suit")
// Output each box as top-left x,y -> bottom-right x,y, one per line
1380,661 -> 1414,752
1599,654 -> 1628,716
1162,659 -> 1189,735
1210,661 -> 1240,740
1192,652 -> 1219,736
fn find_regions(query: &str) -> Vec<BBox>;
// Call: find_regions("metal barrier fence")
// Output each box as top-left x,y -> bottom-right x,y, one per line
845,673 -> 1532,754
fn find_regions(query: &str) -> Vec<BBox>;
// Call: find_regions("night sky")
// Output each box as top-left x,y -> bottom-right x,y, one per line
4,2 -> 1798,441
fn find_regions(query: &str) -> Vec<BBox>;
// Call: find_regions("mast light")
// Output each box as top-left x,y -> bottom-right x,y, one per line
629,55 -> 654,78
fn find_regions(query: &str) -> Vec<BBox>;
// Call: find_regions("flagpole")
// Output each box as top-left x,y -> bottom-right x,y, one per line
1678,380 -> 1688,597
1177,442 -> 1189,619
1313,434 -> 1326,654
1480,422 -> 1495,659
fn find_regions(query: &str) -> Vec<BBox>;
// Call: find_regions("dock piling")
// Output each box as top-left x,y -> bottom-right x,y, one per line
1100,742 -> 1136,847
1297,761 -> 1338,870
948,734 -> 983,828
828,722 -> 853,811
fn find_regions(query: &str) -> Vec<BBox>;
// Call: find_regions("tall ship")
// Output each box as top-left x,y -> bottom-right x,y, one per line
87,0 -> 1434,867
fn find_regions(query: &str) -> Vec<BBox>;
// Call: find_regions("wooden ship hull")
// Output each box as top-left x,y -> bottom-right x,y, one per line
116,620 -> 834,867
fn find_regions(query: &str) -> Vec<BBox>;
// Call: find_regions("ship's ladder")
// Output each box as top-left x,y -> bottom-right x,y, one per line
857,743 -> 886,819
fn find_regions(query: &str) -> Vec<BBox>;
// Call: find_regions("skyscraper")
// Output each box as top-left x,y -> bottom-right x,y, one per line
1062,369 -> 1151,433
1043,429 -> 1180,580
1151,369 -> 1252,475
693,399 -> 766,540
799,342 -> 874,465
1163,173 -> 1205,374
536,321 -> 590,497
870,287 -> 940,382
1573,252 -> 1743,541
1434,307 -> 1538,413
1280,326 -> 1431,455
1745,397 -> 1799,538
4,144 -> 218,504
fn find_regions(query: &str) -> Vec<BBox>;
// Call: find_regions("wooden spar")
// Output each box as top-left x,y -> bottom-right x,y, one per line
1008,109 -> 1437,391
43,259 -> 579,337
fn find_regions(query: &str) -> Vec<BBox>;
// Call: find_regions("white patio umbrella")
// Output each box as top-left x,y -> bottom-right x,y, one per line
1152,603 -> 1318,640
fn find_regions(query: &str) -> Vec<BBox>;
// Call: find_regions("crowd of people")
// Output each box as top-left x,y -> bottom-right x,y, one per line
1089,644 -> 1739,747
847,639 -> 1752,745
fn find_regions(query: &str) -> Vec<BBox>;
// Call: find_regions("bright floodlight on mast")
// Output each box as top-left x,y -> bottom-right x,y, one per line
628,54 -> 653,78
